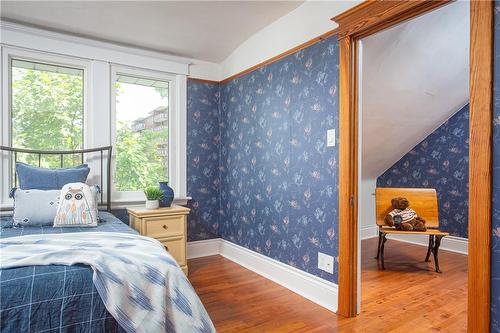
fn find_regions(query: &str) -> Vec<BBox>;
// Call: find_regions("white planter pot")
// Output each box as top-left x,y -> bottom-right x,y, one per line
145,200 -> 159,209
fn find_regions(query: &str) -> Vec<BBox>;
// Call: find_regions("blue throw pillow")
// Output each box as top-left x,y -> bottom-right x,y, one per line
16,162 -> 90,190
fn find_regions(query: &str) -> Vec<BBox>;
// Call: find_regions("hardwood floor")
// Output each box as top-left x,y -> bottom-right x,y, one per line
188,238 -> 467,332
357,237 -> 467,333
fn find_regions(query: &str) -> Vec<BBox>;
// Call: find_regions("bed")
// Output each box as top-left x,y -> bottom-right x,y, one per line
0,146 -> 214,333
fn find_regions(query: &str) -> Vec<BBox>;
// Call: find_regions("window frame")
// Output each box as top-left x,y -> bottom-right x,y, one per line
110,65 -> 178,203
1,24 -> 189,209
1,47 -> 91,206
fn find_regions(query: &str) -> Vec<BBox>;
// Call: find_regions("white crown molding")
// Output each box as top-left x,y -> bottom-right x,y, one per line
0,21 -> 190,75
187,238 -> 338,313
0,21 -> 193,64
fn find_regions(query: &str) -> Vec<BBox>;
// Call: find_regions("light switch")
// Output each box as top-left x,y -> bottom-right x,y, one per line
327,129 -> 336,147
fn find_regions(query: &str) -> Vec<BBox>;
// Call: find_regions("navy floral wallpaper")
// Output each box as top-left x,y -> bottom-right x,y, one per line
377,104 -> 469,238
186,80 -> 221,241
218,37 -> 340,282
491,2 -> 500,331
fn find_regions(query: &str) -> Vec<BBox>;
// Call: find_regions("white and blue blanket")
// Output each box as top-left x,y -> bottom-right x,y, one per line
0,232 -> 215,333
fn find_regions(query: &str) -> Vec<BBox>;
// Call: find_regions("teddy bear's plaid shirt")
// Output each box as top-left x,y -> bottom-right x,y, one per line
388,208 -> 417,223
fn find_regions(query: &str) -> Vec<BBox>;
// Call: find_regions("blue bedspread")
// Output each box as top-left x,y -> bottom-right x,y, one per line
0,212 -> 132,333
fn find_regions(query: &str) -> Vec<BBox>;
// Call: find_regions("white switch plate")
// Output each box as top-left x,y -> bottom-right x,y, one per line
327,129 -> 336,147
318,252 -> 334,274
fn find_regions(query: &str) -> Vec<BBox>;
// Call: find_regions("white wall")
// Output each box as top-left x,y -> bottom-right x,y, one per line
361,1 -> 469,179
358,40 -> 378,241
189,60 -> 222,82
182,1 -> 361,82
359,178 -> 378,239
220,0 -> 360,80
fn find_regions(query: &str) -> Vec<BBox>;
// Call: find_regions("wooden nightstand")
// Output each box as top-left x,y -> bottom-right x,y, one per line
127,205 -> 190,275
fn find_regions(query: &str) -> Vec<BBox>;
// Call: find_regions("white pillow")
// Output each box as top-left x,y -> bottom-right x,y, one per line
13,189 -> 61,226
53,182 -> 98,227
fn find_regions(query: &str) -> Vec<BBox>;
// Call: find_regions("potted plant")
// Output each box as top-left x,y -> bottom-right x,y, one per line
144,186 -> 164,209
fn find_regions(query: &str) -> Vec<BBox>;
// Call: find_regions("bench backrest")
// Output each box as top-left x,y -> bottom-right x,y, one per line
375,187 -> 439,229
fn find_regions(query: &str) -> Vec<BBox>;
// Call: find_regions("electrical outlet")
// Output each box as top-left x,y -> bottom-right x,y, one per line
318,252 -> 334,274
327,129 -> 336,147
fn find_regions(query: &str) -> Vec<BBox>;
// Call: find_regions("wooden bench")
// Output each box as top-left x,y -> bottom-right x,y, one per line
375,187 -> 449,272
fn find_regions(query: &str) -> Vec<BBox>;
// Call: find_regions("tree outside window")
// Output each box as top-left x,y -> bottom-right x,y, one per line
114,74 -> 169,191
11,60 -> 169,192
11,59 -> 83,168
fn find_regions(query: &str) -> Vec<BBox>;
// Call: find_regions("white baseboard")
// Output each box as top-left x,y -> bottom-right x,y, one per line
360,225 -> 378,240
386,233 -> 468,255
186,231 -> 466,313
187,238 -> 338,313
187,238 -> 221,259
357,225 -> 468,255
219,240 -> 338,312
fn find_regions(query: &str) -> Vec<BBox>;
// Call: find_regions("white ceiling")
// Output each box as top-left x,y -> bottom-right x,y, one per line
361,1 -> 469,179
0,1 -> 303,63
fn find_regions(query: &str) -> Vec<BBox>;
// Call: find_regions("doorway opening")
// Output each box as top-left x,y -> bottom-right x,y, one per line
357,2 -> 469,330
334,1 -> 492,330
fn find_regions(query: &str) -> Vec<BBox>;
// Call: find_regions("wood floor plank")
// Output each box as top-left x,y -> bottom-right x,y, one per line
188,238 -> 467,332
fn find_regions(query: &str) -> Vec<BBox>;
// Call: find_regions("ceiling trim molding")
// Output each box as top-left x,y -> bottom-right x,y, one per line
0,21 -> 192,74
0,21 -> 193,64
187,77 -> 220,85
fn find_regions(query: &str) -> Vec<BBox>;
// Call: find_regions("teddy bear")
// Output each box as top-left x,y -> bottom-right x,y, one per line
384,197 -> 427,231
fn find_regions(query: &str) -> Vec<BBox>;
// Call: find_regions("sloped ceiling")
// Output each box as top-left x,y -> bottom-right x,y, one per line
361,1 -> 469,179
0,1 -> 303,63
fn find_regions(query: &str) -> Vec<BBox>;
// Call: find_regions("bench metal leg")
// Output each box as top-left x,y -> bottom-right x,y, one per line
425,235 -> 434,262
432,235 -> 444,273
375,231 -> 383,259
380,233 -> 387,270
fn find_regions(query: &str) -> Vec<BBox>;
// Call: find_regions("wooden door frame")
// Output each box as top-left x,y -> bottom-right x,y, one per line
333,1 -> 493,332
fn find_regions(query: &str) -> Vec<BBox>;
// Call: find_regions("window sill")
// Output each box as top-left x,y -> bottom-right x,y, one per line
109,196 -> 192,209
0,196 -> 192,213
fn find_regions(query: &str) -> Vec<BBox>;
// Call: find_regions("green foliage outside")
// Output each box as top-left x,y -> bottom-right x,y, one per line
12,66 -> 83,167
114,80 -> 169,191
115,123 -> 168,191
12,65 -> 169,191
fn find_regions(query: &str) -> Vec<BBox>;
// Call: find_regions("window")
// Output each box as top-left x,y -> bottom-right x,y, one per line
10,58 -> 84,168
113,72 -> 170,192
1,34 -> 188,208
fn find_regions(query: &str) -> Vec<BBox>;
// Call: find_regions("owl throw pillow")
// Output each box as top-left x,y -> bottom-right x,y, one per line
54,182 -> 98,227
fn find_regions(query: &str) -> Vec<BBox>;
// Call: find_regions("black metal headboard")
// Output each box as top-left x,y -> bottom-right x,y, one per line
0,146 -> 112,211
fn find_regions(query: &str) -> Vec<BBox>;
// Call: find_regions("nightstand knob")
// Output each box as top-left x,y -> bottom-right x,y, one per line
163,224 -> 168,230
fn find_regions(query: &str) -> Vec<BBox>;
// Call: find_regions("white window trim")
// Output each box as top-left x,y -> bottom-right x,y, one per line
110,64 -> 187,203
0,21 -> 190,76
1,46 -> 91,208
0,22 -> 189,210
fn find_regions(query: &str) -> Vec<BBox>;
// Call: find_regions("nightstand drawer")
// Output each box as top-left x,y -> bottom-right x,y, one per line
143,215 -> 185,238
160,237 -> 186,266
